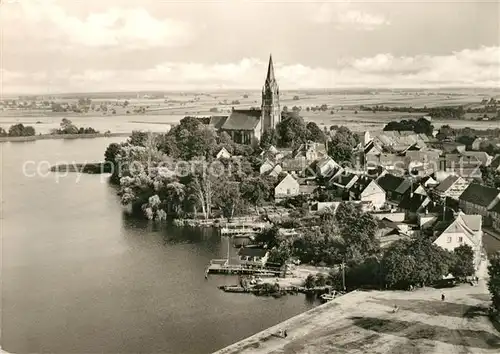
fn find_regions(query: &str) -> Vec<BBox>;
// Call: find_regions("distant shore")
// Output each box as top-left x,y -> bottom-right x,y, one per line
0,132 -> 130,143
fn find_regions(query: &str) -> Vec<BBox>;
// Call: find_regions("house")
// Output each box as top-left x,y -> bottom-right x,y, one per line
438,154 -> 483,179
433,175 -> 470,200
274,173 -> 300,200
349,178 -> 386,210
330,172 -> 359,191
315,156 -> 341,178
260,159 -> 275,175
376,218 -> 410,248
293,141 -> 327,161
432,212 -> 483,270
216,147 -> 231,159
458,183 -> 500,225
376,174 -> 412,203
398,192 -> 431,222
420,175 -> 439,188
311,201 -> 341,213
238,247 -> 270,267
280,158 -> 312,177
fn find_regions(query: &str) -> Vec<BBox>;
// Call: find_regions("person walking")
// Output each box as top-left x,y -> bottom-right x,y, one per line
441,293 -> 445,301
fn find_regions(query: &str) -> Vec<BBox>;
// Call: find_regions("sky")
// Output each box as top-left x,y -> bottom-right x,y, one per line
0,0 -> 499,94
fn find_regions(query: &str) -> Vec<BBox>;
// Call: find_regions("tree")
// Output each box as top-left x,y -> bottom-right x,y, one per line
335,203 -> 379,265
450,244 -> 475,279
306,122 -> 326,143
488,252 -> 500,311
254,226 -> 281,249
214,180 -> 242,220
304,274 -> 316,288
8,123 -> 36,137
276,112 -> 308,148
128,131 -> 149,147
328,126 -> 357,166
0,127 -> 7,137
260,128 -> 278,149
186,172 -> 217,220
240,176 -> 274,214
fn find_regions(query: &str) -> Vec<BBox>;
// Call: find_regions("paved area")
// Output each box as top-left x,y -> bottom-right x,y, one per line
214,262 -> 499,354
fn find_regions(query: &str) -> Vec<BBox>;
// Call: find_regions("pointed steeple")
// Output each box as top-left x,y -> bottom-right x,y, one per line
266,54 -> 275,82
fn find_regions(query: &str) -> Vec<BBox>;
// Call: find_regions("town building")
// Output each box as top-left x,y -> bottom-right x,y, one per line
215,147 -> 231,159
274,173 -> 300,200
432,212 -> 483,270
433,175 -> 470,200
458,183 -> 500,226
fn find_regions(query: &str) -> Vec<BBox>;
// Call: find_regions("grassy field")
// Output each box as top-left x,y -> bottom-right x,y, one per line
214,258 -> 499,354
2,89 -> 499,133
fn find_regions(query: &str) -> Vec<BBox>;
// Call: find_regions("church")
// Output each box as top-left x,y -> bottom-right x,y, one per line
199,54 -> 281,146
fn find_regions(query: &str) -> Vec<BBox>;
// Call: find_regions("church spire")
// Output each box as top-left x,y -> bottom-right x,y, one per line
266,54 -> 275,82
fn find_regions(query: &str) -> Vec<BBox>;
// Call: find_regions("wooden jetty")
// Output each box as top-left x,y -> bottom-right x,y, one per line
206,261 -> 282,277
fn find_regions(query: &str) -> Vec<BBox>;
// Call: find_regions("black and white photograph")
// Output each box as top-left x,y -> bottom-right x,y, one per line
1,1 -> 500,353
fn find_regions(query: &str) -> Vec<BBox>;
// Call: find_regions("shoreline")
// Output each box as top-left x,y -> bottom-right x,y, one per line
0,132 -> 130,143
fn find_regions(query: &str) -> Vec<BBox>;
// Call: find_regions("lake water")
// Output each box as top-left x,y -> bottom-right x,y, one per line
0,137 -> 318,354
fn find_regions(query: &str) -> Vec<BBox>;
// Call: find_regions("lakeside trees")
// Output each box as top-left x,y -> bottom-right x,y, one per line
51,118 -> 99,135
0,123 -> 36,137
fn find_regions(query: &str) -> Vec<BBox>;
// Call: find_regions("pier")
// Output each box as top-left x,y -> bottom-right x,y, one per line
205,262 -> 283,277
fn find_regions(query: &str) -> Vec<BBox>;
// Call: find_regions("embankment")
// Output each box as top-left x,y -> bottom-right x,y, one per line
0,132 -> 129,143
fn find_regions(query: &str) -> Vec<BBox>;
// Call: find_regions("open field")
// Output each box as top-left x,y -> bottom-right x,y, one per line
2,89 -> 499,133
214,259 -> 499,354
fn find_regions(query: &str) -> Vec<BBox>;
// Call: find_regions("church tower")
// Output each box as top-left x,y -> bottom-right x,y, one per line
261,54 -> 280,135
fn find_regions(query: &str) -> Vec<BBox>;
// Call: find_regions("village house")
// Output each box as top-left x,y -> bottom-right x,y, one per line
238,247 -> 269,268
432,212 -> 483,270
315,156 -> 341,179
215,147 -> 231,159
376,174 -> 412,203
458,183 -> 500,226
398,191 -> 432,222
433,175 -> 470,201
330,172 -> 359,191
292,141 -> 327,161
438,154 -> 484,179
274,173 -> 300,201
376,218 -> 411,248
420,175 -> 439,188
348,177 -> 386,210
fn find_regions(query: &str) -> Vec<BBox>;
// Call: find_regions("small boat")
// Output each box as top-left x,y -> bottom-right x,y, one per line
320,293 -> 335,302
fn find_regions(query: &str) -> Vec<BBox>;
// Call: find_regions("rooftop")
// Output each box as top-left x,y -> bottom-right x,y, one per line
459,183 -> 500,207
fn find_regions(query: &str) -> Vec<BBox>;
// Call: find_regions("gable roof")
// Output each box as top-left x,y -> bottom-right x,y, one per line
435,175 -> 460,193
459,183 -> 500,207
221,109 -> 261,130
439,212 -> 482,246
276,173 -> 299,189
398,193 -> 430,213
376,174 -> 406,194
395,179 -> 413,195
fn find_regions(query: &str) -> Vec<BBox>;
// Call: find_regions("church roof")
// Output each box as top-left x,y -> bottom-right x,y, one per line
266,54 -> 275,82
221,109 -> 262,131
